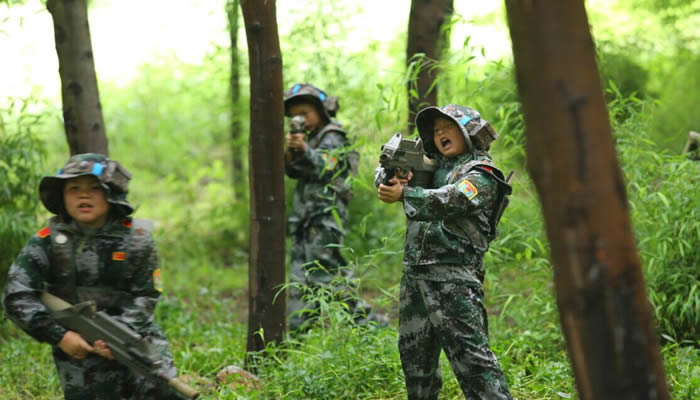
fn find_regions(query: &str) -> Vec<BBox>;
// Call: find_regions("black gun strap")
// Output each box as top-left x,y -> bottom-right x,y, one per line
119,219 -> 154,290
48,217 -> 78,303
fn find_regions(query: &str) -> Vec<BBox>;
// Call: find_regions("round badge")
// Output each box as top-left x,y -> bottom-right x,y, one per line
55,234 -> 68,244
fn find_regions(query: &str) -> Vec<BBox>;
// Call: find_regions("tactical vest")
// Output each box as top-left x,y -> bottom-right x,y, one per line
308,122 -> 359,203
309,122 -> 359,176
47,217 -> 153,310
443,156 -> 513,252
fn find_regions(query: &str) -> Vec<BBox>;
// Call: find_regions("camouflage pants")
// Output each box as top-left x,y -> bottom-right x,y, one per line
288,219 -> 368,331
52,332 -> 187,400
399,273 -> 513,400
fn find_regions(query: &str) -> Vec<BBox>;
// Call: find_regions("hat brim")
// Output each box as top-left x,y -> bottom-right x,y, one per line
284,94 -> 332,121
39,175 -> 134,216
415,107 -> 472,154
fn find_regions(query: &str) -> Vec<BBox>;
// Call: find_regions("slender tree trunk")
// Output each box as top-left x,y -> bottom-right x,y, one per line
240,0 -> 286,357
227,0 -> 244,199
47,0 -> 108,156
504,2 -> 670,399
406,0 -> 453,134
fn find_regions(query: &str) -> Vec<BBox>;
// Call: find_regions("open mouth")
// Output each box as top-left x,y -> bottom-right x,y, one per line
78,203 -> 93,210
440,137 -> 452,147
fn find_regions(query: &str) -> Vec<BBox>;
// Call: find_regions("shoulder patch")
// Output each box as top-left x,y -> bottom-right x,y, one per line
37,226 -> 51,238
321,152 -> 339,170
112,251 -> 127,261
456,179 -> 479,200
121,219 -> 133,228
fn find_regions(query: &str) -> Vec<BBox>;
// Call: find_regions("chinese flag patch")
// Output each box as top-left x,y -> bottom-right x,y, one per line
121,220 -> 132,228
112,252 -> 127,261
37,227 -> 51,238
153,268 -> 163,292
456,179 -> 478,200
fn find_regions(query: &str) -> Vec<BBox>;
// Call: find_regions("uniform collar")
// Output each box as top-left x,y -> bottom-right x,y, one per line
441,151 -> 474,168
52,214 -> 129,237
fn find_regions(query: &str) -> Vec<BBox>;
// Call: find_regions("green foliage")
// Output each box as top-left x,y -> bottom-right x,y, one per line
647,54 -> 700,151
0,98 -> 47,300
95,50 -> 250,266
2,1 -> 700,398
597,39 -> 651,107
612,93 -> 700,343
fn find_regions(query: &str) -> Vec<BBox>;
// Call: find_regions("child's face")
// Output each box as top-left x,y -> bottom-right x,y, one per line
433,117 -> 468,157
63,175 -> 111,229
288,103 -> 323,132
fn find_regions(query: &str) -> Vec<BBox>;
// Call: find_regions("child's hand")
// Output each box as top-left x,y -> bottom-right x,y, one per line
58,330 -> 95,360
378,176 -> 405,203
394,168 -> 413,185
93,339 -> 114,360
285,132 -> 308,152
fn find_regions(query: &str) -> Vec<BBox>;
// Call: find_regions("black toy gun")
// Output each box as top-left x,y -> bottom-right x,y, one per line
377,132 -> 438,188
288,115 -> 308,135
41,291 -> 199,399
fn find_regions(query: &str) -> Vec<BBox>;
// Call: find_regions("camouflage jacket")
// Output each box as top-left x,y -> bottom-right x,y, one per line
401,151 -> 508,282
285,121 -> 354,232
2,215 -> 162,346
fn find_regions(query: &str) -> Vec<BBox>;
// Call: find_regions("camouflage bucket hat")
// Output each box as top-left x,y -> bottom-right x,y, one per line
39,153 -> 134,216
415,104 -> 482,154
284,83 -> 339,121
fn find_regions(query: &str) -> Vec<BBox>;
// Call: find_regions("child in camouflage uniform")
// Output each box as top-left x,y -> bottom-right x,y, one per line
377,105 -> 514,400
283,83 -> 372,331
3,153 -> 186,399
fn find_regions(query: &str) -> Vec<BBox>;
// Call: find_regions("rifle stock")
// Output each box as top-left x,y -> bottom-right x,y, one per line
42,291 -> 199,399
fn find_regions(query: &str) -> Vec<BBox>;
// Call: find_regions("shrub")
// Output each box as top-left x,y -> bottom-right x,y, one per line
0,98 -> 47,301
613,93 -> 700,344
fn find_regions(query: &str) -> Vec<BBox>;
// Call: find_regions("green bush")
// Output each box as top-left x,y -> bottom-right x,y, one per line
613,94 -> 700,344
0,98 -> 47,301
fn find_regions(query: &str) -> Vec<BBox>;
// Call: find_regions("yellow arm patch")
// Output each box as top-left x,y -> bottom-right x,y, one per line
456,179 -> 478,200
321,152 -> 338,170
153,268 -> 163,292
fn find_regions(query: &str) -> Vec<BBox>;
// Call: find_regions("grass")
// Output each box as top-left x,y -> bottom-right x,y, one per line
3,240 -> 697,399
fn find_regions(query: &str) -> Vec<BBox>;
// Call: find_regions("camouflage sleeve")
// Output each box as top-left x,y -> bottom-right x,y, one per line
402,169 -> 498,221
2,235 -> 68,345
115,233 -> 162,333
285,131 -> 348,182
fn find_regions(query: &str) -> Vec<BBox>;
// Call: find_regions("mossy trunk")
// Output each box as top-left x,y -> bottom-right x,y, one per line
505,1 -> 670,399
47,0 -> 108,156
240,0 -> 286,358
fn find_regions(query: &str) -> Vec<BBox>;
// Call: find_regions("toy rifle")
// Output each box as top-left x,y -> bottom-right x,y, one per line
288,115 -> 308,135
377,132 -> 438,187
41,291 -> 199,399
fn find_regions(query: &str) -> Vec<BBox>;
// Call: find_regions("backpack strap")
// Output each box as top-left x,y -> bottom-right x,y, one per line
118,218 -> 154,289
453,159 -> 514,239
47,216 -> 77,303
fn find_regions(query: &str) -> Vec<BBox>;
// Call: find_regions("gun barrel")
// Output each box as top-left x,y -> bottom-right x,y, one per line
41,291 -> 72,311
168,376 -> 200,399
42,291 -> 201,399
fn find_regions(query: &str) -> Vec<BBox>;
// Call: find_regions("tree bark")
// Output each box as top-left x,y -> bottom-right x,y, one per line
227,0 -> 244,199
406,0 -> 453,134
240,0 -> 286,357
47,0 -> 108,156
504,2 -> 670,399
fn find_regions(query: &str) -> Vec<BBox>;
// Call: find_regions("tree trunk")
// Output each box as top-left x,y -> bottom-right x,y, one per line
227,0 -> 244,199
504,2 -> 670,400
406,0 -> 453,134
47,0 -> 108,156
240,0 -> 286,357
